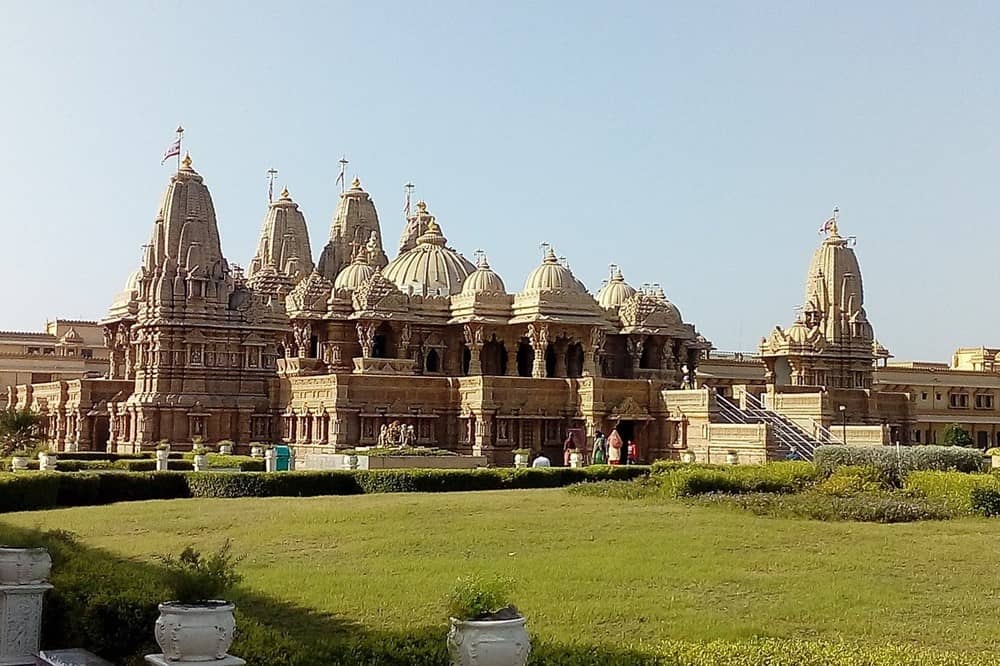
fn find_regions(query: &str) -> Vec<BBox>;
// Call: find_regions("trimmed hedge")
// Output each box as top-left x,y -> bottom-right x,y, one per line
814,445 -> 986,485
0,466 -> 651,513
656,462 -> 821,497
904,471 -> 999,513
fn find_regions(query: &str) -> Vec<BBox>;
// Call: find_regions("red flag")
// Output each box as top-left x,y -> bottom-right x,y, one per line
161,138 -> 181,165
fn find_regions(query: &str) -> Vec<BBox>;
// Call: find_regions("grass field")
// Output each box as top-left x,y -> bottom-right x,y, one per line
4,488 -> 1000,656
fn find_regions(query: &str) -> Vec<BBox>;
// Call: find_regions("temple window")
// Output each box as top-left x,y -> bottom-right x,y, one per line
81,349 -> 93,359
425,349 -> 440,373
975,394 -> 994,409
26,347 -> 39,355
949,393 -> 969,409
43,348 -> 55,355
516,340 -> 533,377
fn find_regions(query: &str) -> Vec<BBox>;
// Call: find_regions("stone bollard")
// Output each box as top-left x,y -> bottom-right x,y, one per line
264,448 -> 277,473
155,449 -> 170,472
569,452 -> 582,468
0,547 -> 53,664
38,451 -> 57,472
193,454 -> 208,472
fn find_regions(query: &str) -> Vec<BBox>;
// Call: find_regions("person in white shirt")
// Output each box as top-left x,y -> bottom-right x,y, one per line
531,453 -> 551,467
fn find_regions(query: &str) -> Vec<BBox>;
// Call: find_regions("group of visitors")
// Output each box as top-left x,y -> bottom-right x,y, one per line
591,429 -> 638,465
529,425 -> 639,467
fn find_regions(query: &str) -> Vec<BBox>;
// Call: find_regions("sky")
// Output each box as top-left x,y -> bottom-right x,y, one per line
0,1 -> 997,361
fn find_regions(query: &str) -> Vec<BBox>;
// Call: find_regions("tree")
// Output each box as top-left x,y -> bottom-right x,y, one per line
942,423 -> 974,448
0,408 -> 44,456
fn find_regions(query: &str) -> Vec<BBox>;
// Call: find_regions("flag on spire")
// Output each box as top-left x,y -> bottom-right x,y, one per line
161,138 -> 181,165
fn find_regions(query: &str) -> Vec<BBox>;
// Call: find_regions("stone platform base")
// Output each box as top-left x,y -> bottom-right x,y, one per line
145,656 -> 245,666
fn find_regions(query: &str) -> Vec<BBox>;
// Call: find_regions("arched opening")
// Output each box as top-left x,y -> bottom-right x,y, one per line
462,347 -> 472,375
565,342 -> 585,378
544,344 -> 557,378
309,335 -> 319,358
516,339 -> 533,377
372,322 -> 395,359
482,340 -> 506,376
426,349 -> 440,373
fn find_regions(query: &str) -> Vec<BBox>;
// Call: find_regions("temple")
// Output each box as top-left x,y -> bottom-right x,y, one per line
11,152 -> 1000,461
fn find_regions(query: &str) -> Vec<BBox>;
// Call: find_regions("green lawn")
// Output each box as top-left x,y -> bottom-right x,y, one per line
4,488 -> 1000,656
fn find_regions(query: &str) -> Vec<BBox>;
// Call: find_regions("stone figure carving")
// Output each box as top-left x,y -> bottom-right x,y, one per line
403,424 -> 416,446
293,322 -> 312,358
377,424 -> 388,446
356,322 -> 376,358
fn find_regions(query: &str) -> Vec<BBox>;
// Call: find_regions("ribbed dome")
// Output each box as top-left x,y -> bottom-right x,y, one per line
786,319 -> 812,344
382,215 -> 474,296
523,247 -> 584,293
596,267 -> 637,308
462,255 -> 506,295
334,254 -> 377,291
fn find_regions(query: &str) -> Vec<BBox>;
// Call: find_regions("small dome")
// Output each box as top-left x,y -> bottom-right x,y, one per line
382,210 -> 475,296
523,247 -> 584,293
125,269 -> 143,292
596,266 -> 637,308
786,319 -> 812,344
462,255 -> 506,295
334,253 -> 377,291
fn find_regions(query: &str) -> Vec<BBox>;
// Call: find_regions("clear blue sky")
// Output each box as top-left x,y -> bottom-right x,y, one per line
1,1 -> 997,361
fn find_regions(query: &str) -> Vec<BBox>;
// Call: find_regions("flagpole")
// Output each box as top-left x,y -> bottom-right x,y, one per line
338,156 -> 349,194
176,125 -> 184,171
404,182 -> 414,218
267,168 -> 278,203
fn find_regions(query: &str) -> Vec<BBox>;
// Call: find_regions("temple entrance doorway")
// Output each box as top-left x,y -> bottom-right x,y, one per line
609,419 -> 647,463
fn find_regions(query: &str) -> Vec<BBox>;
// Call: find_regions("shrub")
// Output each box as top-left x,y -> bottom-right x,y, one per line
814,445 -> 986,486
970,486 -> 1000,517
942,423 -> 974,447
446,574 -> 516,621
658,461 -> 820,497
711,491 -> 954,523
904,471 -> 999,513
159,540 -> 243,603
0,408 -> 44,457
112,459 -> 194,472
566,478 -> 663,500
0,473 -> 60,512
816,466 -> 890,496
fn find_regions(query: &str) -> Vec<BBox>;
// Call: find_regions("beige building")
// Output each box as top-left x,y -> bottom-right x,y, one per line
0,320 -> 107,393
9,153 -> 1000,463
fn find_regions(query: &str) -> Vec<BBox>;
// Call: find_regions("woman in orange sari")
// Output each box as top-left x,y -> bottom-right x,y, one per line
607,429 -> 623,465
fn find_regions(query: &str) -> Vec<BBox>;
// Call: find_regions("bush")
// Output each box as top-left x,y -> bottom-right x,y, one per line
159,540 -> 243,603
815,466 -> 890,496
943,423 -> 974,447
0,473 -> 60,512
566,478 -> 664,500
814,445 -> 986,486
904,471 -> 999,513
445,574 -> 516,621
709,491 -> 954,523
970,486 -> 1000,517
658,462 -> 820,497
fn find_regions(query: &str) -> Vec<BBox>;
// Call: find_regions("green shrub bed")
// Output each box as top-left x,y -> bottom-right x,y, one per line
0,466 -> 651,513
814,445 -> 986,485
904,470 -> 1000,513
657,461 -> 820,497
701,491 -> 955,523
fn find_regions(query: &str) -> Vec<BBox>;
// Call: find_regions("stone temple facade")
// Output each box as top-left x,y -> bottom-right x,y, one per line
13,155 -> 1000,462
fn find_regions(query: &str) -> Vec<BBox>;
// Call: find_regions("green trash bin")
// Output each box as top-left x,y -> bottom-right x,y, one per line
274,445 -> 292,471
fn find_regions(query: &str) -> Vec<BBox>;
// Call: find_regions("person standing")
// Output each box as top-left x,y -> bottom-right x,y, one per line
592,431 -> 607,465
627,440 -> 638,465
531,452 -> 551,468
563,433 -> 576,466
607,429 -> 623,465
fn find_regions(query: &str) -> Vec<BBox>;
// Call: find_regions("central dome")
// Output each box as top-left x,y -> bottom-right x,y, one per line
382,210 -> 475,296
462,255 -> 506,295
596,266 -> 637,308
523,247 -> 584,293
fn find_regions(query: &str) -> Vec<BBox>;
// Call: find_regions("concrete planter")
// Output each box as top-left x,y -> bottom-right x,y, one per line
249,446 -> 264,459
513,453 -> 529,469
155,449 -> 170,472
681,450 -> 696,464
218,444 -> 233,455
0,547 -> 52,585
193,454 -> 208,472
38,452 -> 57,472
726,451 -> 739,465
154,601 -> 237,662
569,452 -> 583,468
992,454 -> 1000,469
342,454 -> 359,470
447,616 -> 531,666
10,456 -> 28,472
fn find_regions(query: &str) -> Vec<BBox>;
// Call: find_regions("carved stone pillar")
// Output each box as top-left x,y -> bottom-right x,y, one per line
585,328 -> 605,378
356,322 -> 376,358
528,323 -> 549,379
293,321 -> 312,359
553,339 -> 568,378
504,339 -> 518,377
463,324 -> 484,376
399,324 -> 412,360
0,564 -> 52,664
626,335 -> 644,374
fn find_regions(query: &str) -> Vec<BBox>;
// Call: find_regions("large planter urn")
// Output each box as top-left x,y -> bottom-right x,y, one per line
681,450 -> 696,464
513,453 -> 528,469
726,451 -> 739,465
193,454 -> 208,472
264,448 -> 277,472
0,547 -> 53,665
153,601 -> 240,663
9,456 -> 28,472
156,449 -> 170,472
249,446 -> 264,459
0,547 -> 52,585
447,616 -> 531,666
569,451 -> 583,468
38,451 -> 57,472
342,454 -> 359,471
218,443 -> 233,455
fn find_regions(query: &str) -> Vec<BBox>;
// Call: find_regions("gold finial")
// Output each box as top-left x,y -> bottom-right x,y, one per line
181,152 -> 192,169
416,200 -> 427,213
280,186 -> 290,199
351,176 -> 361,188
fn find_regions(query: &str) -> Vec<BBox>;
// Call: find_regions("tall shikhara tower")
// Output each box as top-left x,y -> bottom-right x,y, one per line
316,177 -> 389,281
101,155 -> 288,450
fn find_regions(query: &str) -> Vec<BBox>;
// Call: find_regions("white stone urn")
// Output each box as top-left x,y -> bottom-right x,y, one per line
218,443 -> 233,455
264,448 -> 277,472
249,445 -> 264,459
447,616 -> 531,666
0,547 -> 52,585
38,451 -> 57,471
342,454 -> 359,471
154,601 -> 237,662
681,450 -> 696,464
513,453 -> 529,469
569,451 -> 583,468
156,448 -> 170,472
726,451 -> 739,465
193,453 -> 209,472
10,456 -> 28,472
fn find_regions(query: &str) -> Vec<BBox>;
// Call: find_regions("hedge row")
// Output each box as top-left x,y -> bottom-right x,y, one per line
0,466 -> 650,513
656,461 -> 821,497
813,445 -> 986,485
